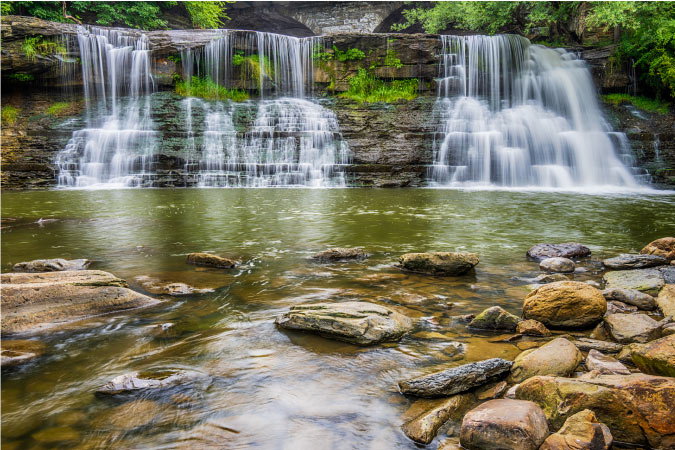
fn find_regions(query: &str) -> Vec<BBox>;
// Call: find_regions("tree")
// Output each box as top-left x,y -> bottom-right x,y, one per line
184,1 -> 231,29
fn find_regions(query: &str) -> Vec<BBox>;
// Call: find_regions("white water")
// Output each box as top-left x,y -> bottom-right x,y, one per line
430,35 -> 649,189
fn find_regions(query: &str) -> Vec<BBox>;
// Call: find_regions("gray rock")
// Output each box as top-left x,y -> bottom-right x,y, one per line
398,358 -> 513,398
585,349 -> 631,375
527,243 -> 591,261
602,254 -> 667,270
606,300 -> 638,314
539,257 -> 575,273
275,301 -> 413,345
603,313 -> 663,343
571,338 -> 623,353
602,269 -> 665,296
13,258 -> 90,272
96,370 -> 208,395
508,338 -> 583,383
660,265 -> 675,284
311,247 -> 368,261
460,399 -> 549,450
533,273 -> 569,284
468,306 -> 521,331
399,252 -> 479,276
602,288 -> 656,310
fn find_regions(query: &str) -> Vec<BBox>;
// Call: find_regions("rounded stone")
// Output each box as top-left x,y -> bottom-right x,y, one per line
508,337 -> 583,383
641,237 -> 675,262
539,257 -> 575,273
399,252 -> 479,276
523,281 -> 607,329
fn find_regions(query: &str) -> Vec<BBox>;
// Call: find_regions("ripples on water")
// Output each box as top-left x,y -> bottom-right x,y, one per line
2,188 -> 675,449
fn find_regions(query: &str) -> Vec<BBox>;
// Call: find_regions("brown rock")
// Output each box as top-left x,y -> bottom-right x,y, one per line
539,409 -> 612,450
401,394 -> 475,444
571,338 -> 623,354
0,339 -> 47,366
657,284 -> 675,317
399,252 -> 479,276
523,281 -> 607,329
603,313 -> 663,343
630,334 -> 675,377
311,247 -> 368,261
509,338 -> 583,383
641,237 -> 675,262
460,399 -> 549,450
585,349 -> 631,375
476,380 -> 508,400
186,252 -> 236,268
517,319 -> 551,336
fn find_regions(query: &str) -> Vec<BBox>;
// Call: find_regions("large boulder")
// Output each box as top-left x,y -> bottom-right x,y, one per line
602,269 -> 665,296
468,306 -> 520,331
527,243 -> 591,261
523,281 -> 606,329
602,288 -> 656,310
508,338 -> 583,383
630,335 -> 675,377
657,284 -> 675,317
186,252 -> 236,268
539,257 -> 575,273
602,254 -> 667,270
400,394 -> 475,444
585,349 -> 631,375
515,374 -> 675,448
0,271 -> 160,334
13,258 -> 90,272
603,313 -> 663,343
641,237 -> 675,262
399,252 -> 479,276
539,409 -> 612,450
275,301 -> 412,345
459,399 -> 549,450
311,247 -> 368,262
399,358 -> 513,398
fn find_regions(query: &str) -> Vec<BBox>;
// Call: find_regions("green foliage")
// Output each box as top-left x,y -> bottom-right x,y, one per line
333,45 -> 365,62
70,2 -> 168,29
47,102 -> 74,116
3,1 -> 65,22
312,48 -> 334,62
184,1 -> 231,29
232,50 -> 246,66
1,106 -> 19,125
602,93 -> 671,115
1,2 -> 13,15
167,54 -> 181,63
22,35 -> 67,61
7,73 -> 34,82
392,2 -> 520,34
384,46 -> 403,69
175,76 -> 248,102
340,67 -> 418,103
232,52 -> 274,85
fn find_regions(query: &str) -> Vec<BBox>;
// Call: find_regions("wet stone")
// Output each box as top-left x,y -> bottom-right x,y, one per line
13,258 -> 91,272
539,257 -> 575,273
0,339 -> 47,367
468,306 -> 521,332
516,319 -> 551,337
399,252 -> 479,276
640,237 -> 675,262
96,370 -> 209,395
585,349 -> 631,375
527,243 -> 591,261
533,273 -> 570,284
539,409 -> 613,450
310,247 -> 368,261
186,252 -> 236,268
602,269 -> 665,296
602,253 -> 667,270
602,288 -> 657,310
605,300 -> 638,314
603,313 -> 664,343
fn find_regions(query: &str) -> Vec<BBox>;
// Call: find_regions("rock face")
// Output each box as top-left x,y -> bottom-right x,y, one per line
515,374 -> 675,448
0,270 -> 160,334
630,335 -> 675,377
96,370 -> 208,395
602,254 -> 667,270
468,306 -> 520,331
275,301 -> 412,345
603,313 -> 663,343
508,338 -> 583,383
459,399 -> 549,450
539,257 -> 575,273
527,243 -> 591,261
401,394 -> 475,444
398,358 -> 513,398
641,237 -> 675,262
523,281 -> 607,329
539,409 -> 613,450
186,252 -> 236,268
12,258 -> 91,272
602,269 -> 665,296
602,288 -> 656,310
571,338 -> 623,353
586,349 -> 631,375
517,319 -> 551,336
658,284 -> 675,317
399,252 -> 479,276
310,247 -> 368,261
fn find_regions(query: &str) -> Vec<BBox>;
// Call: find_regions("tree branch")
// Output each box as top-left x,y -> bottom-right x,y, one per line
62,1 -> 82,25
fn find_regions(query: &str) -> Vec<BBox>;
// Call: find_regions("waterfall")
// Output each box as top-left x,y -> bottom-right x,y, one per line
56,26 -> 157,188
430,35 -> 645,189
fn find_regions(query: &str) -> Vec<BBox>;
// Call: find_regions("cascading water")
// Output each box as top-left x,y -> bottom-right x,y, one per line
430,35 -> 646,189
56,27 -> 157,187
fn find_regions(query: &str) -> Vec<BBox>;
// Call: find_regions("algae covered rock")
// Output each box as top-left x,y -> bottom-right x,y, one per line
186,252 -> 236,268
311,247 -> 368,262
657,284 -> 675,317
399,252 -> 479,276
508,338 -> 583,383
630,334 -> 675,377
602,269 -> 665,296
468,306 -> 520,331
275,301 -> 413,345
539,409 -> 612,450
523,281 -> 606,329
641,237 -> 675,262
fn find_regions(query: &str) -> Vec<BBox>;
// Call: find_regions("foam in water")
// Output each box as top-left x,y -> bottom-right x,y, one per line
430,35 -> 649,189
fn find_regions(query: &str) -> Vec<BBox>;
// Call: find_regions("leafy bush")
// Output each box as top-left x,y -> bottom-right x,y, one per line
7,73 -> 34,82
340,67 -> 418,103
1,106 -> 19,125
231,53 -> 274,85
175,76 -> 248,102
602,93 -> 671,115
184,1 -> 230,29
312,46 -> 365,62
22,35 -> 66,61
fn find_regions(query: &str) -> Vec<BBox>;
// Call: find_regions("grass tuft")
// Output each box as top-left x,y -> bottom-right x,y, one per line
2,106 -> 19,125
340,68 -> 418,103
602,93 -> 671,115
175,76 -> 249,102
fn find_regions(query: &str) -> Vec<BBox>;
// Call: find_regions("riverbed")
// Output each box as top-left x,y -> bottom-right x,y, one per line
2,188 -> 674,449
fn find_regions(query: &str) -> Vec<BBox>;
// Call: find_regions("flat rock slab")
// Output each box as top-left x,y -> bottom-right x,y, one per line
604,313 -> 663,343
275,301 -> 413,345
13,258 -> 90,272
399,252 -> 479,276
527,243 -> 591,260
310,247 -> 368,262
571,338 -> 623,353
602,254 -> 667,270
586,349 -> 631,375
602,288 -> 656,310
602,269 -> 665,296
399,358 -> 513,398
0,270 -> 160,334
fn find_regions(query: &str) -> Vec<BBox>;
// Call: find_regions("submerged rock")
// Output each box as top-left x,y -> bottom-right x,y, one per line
515,374 -> 675,448
93,399 -> 163,430
533,273 -> 569,284
399,252 -> 479,276
603,313 -> 664,343
602,269 -> 665,296
539,257 -> 575,273
571,337 -> 623,354
398,358 -> 512,398
517,319 -> 551,337
641,237 -> 675,262
13,258 -> 90,272
508,338 -> 583,383
134,276 -> 214,296
460,399 -> 549,450
527,243 -> 591,261
96,370 -> 208,395
310,247 -> 368,262
0,270 -> 160,334
539,409 -> 612,450
0,339 -> 47,367
186,252 -> 236,269
585,349 -> 631,375
602,288 -> 656,310
476,380 -> 508,400
603,254 -> 667,270
657,284 -> 675,317
629,334 -> 675,377
468,306 -> 520,331
401,394 -> 475,444
275,301 -> 412,345
523,281 -> 606,329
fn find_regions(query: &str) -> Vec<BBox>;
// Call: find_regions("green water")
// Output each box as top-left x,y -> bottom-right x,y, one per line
2,188 -> 674,449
